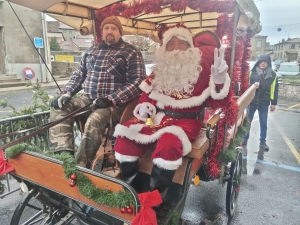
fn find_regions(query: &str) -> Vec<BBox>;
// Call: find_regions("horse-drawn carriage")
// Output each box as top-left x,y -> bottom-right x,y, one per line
1,0 -> 261,224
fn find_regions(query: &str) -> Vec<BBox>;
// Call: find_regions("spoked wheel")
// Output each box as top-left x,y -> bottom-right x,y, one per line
10,192 -> 74,225
226,149 -> 242,217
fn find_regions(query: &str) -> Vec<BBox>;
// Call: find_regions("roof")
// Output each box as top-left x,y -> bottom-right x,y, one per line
274,38 -> 300,45
59,23 -> 74,30
48,32 -> 65,40
60,41 -> 77,51
73,38 -> 93,49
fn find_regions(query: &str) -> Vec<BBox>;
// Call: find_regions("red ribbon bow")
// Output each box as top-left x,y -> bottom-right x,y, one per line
131,190 -> 162,225
0,150 -> 14,176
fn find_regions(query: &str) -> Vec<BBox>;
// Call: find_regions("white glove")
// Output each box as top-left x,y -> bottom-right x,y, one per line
58,92 -> 71,109
211,47 -> 228,84
139,103 -> 153,117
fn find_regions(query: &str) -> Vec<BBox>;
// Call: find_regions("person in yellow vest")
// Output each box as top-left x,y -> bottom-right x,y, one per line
242,54 -> 278,151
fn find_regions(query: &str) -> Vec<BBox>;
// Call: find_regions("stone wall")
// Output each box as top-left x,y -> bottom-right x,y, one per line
52,62 -> 78,76
279,83 -> 300,99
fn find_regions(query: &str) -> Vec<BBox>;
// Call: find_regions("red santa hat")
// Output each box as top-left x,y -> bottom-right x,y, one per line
158,23 -> 194,49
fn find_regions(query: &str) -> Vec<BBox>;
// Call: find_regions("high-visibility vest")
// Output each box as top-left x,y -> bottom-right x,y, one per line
249,71 -> 277,100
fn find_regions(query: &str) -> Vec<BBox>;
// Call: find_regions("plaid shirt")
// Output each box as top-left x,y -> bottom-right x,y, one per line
64,38 -> 146,105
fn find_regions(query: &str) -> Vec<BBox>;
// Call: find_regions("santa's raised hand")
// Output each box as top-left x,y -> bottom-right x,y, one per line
211,47 -> 228,84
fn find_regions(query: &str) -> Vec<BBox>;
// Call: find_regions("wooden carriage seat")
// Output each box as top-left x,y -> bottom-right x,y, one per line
226,85 -> 257,148
118,98 -> 221,185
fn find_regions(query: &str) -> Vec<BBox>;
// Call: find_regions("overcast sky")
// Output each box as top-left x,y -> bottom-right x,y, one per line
255,0 -> 300,44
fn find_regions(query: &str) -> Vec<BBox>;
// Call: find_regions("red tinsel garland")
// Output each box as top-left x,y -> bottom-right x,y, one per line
95,0 -> 235,42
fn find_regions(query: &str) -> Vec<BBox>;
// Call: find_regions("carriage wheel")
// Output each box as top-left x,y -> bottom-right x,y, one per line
10,192 -> 72,225
226,150 -> 242,217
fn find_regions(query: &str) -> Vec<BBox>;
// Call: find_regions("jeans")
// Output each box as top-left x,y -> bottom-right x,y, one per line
243,103 -> 269,144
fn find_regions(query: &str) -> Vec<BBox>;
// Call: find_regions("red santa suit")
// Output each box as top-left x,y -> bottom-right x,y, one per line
114,28 -> 231,171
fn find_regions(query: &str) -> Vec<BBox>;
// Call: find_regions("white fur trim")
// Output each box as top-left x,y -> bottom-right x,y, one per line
113,124 -> 192,156
210,73 -> 231,100
156,102 -> 164,109
133,102 -> 157,122
139,81 -> 152,93
115,152 -> 139,163
162,27 -> 194,49
153,158 -> 183,170
149,89 -> 210,109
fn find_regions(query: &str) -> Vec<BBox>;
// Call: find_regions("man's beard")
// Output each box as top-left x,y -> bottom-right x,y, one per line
152,48 -> 202,96
105,34 -> 116,44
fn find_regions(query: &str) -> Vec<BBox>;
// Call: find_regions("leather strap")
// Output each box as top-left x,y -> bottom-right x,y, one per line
160,109 -> 201,119
0,104 -> 92,150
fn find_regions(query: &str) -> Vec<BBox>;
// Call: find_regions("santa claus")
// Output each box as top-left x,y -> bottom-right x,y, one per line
113,24 -> 231,198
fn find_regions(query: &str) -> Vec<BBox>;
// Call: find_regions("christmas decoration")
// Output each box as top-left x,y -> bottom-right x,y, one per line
4,145 -> 134,209
127,207 -> 133,214
70,173 -> 77,180
120,207 -> 127,213
94,0 -> 235,43
131,190 -> 162,225
69,180 -> 76,187
0,150 -> 14,176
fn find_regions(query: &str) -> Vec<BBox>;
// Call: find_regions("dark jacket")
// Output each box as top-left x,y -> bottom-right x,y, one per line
250,55 -> 279,105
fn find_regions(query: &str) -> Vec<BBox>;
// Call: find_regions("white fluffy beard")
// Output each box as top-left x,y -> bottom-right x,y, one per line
152,48 -> 202,96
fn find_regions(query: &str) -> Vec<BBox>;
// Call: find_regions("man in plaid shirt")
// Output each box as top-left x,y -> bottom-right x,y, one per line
49,16 -> 146,168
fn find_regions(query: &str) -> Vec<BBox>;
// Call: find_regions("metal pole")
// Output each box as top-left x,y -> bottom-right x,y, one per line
38,48 -> 43,82
219,3 -> 240,185
91,9 -> 97,44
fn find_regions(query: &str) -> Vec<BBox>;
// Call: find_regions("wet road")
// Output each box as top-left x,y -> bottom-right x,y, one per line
182,97 -> 300,225
0,93 -> 300,225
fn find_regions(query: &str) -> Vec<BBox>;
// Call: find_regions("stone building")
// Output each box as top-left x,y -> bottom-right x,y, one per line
273,38 -> 300,62
250,34 -> 268,61
0,1 -> 50,82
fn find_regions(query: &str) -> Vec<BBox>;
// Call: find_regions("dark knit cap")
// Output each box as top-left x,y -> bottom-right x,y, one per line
100,16 -> 123,35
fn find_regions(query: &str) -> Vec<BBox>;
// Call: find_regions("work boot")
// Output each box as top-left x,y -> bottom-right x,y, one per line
119,161 -> 139,191
149,165 -> 176,201
259,142 -> 269,152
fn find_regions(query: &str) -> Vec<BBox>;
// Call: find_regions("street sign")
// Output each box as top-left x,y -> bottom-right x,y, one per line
34,37 -> 44,48
23,67 -> 35,80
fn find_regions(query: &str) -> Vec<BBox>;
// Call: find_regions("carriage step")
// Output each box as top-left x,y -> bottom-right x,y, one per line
56,211 -> 75,225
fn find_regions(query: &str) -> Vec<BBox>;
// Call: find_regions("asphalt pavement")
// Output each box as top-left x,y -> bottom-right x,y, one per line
0,89 -> 299,225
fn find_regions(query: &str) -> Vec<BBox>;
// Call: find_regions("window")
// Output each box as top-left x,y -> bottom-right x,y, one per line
280,52 -> 282,58
256,50 -> 261,56
275,53 -> 277,58
69,30 -> 72,34
290,44 -> 295,49
257,40 -> 262,47
281,45 -> 283,50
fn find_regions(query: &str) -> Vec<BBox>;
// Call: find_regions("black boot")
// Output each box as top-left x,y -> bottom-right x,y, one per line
119,161 -> 139,191
149,165 -> 176,197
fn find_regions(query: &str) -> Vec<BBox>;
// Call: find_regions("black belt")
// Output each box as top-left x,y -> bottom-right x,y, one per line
160,109 -> 200,119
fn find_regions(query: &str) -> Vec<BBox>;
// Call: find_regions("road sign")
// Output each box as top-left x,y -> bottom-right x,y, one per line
34,37 -> 44,48
23,67 -> 35,80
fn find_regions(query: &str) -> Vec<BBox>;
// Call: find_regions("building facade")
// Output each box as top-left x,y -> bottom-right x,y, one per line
0,1 -> 50,82
273,38 -> 300,62
250,34 -> 268,61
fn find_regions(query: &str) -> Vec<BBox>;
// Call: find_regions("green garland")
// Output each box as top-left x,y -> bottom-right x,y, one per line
5,144 -> 134,209
218,117 -> 250,163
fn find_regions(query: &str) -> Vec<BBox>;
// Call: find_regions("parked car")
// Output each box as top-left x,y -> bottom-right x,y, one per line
277,62 -> 300,78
